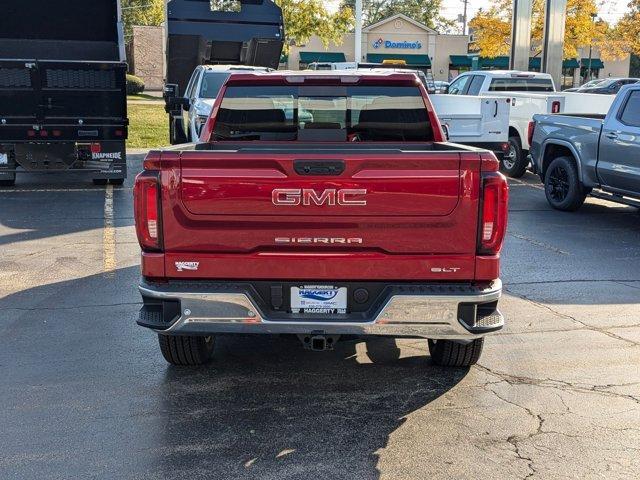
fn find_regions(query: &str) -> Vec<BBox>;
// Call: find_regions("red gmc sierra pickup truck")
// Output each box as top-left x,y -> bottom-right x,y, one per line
134,71 -> 508,367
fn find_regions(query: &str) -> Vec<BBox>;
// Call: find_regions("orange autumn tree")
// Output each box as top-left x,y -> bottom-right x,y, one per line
469,0 -> 609,59
601,0 -> 640,60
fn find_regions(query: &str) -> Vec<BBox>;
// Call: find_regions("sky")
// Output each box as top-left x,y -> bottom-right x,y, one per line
326,0 -> 632,28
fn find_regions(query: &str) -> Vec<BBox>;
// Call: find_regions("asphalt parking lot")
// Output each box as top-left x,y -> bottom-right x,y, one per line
1,153 -> 639,480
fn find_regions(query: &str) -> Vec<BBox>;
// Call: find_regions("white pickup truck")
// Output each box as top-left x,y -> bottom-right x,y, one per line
365,68 -> 511,157
445,70 -> 615,178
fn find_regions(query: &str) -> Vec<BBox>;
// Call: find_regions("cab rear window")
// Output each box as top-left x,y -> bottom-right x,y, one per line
212,85 -> 433,142
488,78 -> 554,92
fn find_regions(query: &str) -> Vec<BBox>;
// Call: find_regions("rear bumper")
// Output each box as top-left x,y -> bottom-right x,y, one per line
138,279 -> 503,341
0,141 -> 127,178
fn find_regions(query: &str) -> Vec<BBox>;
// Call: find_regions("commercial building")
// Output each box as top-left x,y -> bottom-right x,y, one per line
286,14 -> 468,81
124,15 -> 631,89
285,13 -> 630,87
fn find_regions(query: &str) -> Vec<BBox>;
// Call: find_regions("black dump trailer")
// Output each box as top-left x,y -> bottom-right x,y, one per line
164,0 -> 284,144
0,0 -> 128,186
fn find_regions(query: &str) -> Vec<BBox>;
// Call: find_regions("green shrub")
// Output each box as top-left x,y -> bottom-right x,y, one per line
126,74 -> 145,95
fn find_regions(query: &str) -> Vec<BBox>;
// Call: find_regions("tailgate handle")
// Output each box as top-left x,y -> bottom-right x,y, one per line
294,160 -> 345,176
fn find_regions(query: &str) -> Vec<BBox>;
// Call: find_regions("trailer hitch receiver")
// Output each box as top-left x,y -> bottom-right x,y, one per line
298,334 -> 341,351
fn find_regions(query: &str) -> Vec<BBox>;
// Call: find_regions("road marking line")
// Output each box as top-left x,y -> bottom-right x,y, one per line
103,184 -> 116,277
508,232 -> 570,255
508,177 -> 544,191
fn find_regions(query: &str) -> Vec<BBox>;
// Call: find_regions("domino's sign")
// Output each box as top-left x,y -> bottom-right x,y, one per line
372,37 -> 423,50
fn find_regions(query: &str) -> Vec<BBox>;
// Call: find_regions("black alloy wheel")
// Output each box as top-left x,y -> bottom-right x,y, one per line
547,163 -> 570,203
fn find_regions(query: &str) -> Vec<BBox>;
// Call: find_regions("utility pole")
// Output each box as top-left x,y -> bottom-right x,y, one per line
510,0 -> 533,71
586,13 -> 597,83
541,0 -> 567,89
461,0 -> 468,35
355,0 -> 363,64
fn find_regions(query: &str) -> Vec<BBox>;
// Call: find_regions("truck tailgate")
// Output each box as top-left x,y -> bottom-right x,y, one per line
0,60 -> 127,125
180,151 -> 460,216
157,148 -> 484,280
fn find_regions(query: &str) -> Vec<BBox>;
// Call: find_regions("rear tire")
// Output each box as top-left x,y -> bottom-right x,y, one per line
158,334 -> 215,366
428,338 -> 484,367
544,156 -> 587,211
501,136 -> 528,178
108,178 -> 125,186
0,179 -> 15,187
93,179 -> 108,186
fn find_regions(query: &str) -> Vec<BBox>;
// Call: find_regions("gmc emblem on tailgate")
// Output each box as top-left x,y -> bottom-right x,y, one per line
272,188 -> 367,206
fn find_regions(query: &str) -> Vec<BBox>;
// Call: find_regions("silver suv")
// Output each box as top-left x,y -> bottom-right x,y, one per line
182,65 -> 272,142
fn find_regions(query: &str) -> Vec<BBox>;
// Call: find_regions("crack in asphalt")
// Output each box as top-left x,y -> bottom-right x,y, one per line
475,364 -> 640,406
508,232 -> 570,255
468,363 -> 640,478
504,288 -> 640,347
616,281 -> 640,292
506,279 -> 640,286
488,387 -> 541,479
0,302 -> 142,312
496,324 -> 640,337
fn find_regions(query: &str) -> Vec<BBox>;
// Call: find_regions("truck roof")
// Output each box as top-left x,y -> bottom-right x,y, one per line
473,70 -> 553,79
221,70 -> 424,85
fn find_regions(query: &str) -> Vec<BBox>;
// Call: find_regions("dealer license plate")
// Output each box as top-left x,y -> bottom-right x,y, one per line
0,153 -> 7,165
291,285 -> 347,314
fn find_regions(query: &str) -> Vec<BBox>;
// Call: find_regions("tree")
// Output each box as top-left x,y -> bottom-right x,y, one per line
121,0 -> 353,52
601,0 -> 640,60
276,0 -> 354,51
340,0 -> 454,32
468,0 -> 609,59
121,0 -> 164,37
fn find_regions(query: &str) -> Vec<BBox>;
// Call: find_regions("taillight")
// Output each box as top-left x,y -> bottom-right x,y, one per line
134,172 -> 162,251
527,121 -> 535,147
478,173 -> 508,255
551,100 -> 561,113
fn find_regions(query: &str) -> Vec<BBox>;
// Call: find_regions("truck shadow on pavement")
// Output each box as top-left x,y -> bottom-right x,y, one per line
157,335 -> 467,479
0,266 -> 467,480
0,163 -> 138,248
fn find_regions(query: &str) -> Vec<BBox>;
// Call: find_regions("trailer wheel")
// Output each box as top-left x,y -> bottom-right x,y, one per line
0,179 -> 15,187
428,338 -> 484,367
544,156 -> 587,211
501,136 -> 528,178
158,334 -> 215,366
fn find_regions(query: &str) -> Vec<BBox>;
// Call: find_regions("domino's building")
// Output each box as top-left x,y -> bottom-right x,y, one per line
285,13 -> 628,85
287,13 -> 469,81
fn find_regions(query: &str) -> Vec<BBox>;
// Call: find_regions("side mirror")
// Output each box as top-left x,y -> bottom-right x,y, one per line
443,85 -> 450,94
163,83 -> 178,101
442,124 -> 450,141
163,83 -> 180,114
182,97 -> 191,111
